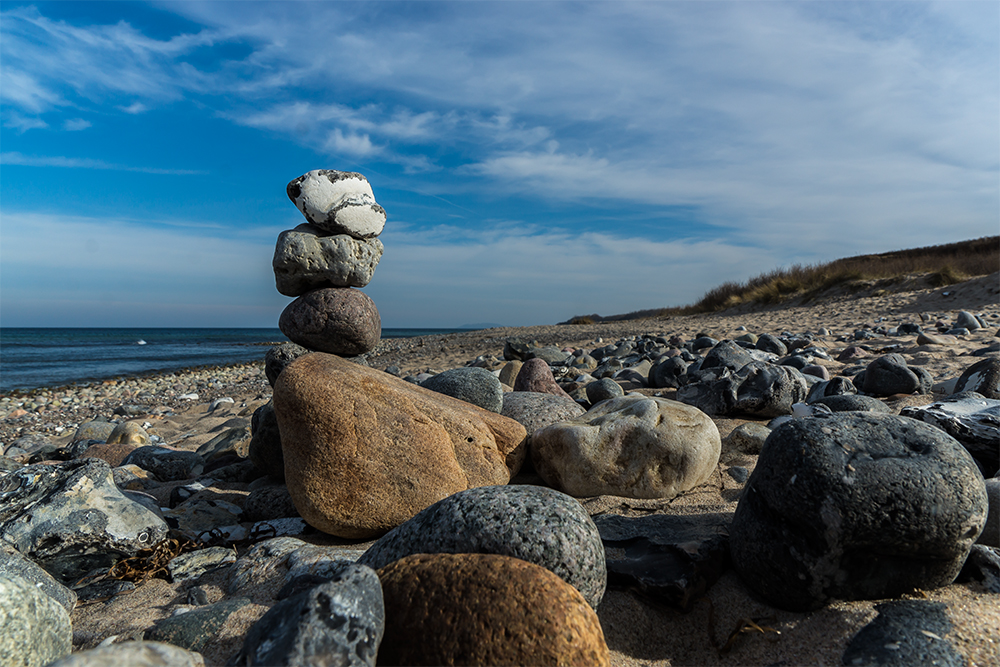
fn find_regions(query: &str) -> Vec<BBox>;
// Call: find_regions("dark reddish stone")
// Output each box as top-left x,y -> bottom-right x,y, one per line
278,287 -> 380,355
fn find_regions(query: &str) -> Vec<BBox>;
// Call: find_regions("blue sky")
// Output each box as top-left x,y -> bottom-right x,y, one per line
1,1 -> 997,328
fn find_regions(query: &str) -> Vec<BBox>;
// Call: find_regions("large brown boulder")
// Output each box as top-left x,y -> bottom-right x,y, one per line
376,553 -> 610,667
273,354 -> 528,538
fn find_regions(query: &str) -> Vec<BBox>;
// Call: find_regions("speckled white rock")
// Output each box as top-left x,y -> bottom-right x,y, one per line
286,170 -> 386,239
531,395 -> 721,499
273,225 -> 384,296
0,574 -> 72,667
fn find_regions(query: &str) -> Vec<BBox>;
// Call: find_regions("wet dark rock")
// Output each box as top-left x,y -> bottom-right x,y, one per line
953,357 -> 1000,399
357,485 -> 606,608
979,478 -> 999,547
0,459 -> 169,585
585,377 -> 626,404
596,513 -> 731,612
235,565 -> 383,667
248,401 -> 283,481
730,413 -> 988,611
805,376 -> 858,403
841,600 -> 962,666
901,392 -> 1000,477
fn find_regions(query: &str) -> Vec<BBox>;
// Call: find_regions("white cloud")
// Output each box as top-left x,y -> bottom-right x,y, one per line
119,102 -> 148,114
0,152 -> 206,175
2,112 -> 48,132
62,118 -> 91,131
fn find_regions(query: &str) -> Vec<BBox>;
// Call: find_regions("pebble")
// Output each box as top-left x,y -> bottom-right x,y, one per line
44,641 -> 206,667
419,366 -> 504,413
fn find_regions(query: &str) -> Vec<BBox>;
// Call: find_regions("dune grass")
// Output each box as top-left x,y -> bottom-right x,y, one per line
563,236 -> 999,323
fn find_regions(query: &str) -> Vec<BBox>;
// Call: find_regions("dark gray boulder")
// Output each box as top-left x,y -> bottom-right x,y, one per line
677,361 -> 808,417
755,333 -> 788,356
356,485 -> 606,608
249,401 -> 283,481
953,357 -> 1000,399
859,353 -> 930,396
235,564 -> 383,667
730,412 -> 987,611
585,377 -> 625,405
701,340 -> 755,372
841,600 -> 962,666
805,376 -> 857,403
265,342 -> 310,387
648,356 -> 689,389
811,394 -> 892,414
0,459 -> 169,585
419,367 -> 504,413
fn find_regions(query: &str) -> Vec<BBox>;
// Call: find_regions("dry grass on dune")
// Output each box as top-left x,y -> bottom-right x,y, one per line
566,236 -> 999,324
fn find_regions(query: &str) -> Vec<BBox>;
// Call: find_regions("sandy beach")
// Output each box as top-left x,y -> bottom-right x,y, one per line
2,271 -> 998,666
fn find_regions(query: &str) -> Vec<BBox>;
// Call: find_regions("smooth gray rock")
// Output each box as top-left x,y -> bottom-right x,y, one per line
901,392 -> 1000,477
167,547 -> 237,583
121,446 -> 204,481
265,342 -> 310,387
755,333 -> 788,356
0,543 -> 76,612
357,485 -> 607,609
44,641 -> 205,667
702,340 -> 755,372
526,346 -> 570,364
648,356 -> 689,389
278,288 -> 381,356
953,357 -> 1000,399
420,367 -> 504,413
235,565 -> 384,667
0,459 -> 169,585
730,413 -> 987,611
956,311 -> 982,331
0,574 -> 72,667
721,422 -> 772,457
677,361 -> 808,417
145,597 -> 250,652
805,376 -> 858,403
585,377 -> 626,405
500,391 -> 586,437
286,170 -> 386,239
841,600 -> 962,666
273,227 -> 383,296
249,401 -> 283,481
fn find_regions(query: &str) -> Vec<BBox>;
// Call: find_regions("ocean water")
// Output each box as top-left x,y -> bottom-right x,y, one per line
0,327 -> 469,393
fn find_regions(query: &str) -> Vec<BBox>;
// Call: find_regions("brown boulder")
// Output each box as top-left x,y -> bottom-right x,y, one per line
377,553 -> 610,667
278,287 -> 380,355
80,442 -> 136,468
273,354 -> 527,538
512,358 -> 573,399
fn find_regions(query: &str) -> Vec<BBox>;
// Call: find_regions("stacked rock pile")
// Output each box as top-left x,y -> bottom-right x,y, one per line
273,169 -> 386,356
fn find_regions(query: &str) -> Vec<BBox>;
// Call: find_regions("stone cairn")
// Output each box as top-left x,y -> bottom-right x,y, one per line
273,169 -> 385,356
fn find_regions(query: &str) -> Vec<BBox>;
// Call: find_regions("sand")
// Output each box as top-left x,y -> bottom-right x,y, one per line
5,271 -> 999,665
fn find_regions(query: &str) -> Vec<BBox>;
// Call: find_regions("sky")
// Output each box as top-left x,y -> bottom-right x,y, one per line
1,1 -> 997,329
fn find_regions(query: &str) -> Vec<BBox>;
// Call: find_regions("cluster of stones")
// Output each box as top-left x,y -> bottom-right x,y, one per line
274,170 -> 386,357
1,293 -> 998,664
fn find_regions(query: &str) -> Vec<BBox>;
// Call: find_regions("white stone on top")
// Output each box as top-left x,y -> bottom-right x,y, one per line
286,169 -> 386,239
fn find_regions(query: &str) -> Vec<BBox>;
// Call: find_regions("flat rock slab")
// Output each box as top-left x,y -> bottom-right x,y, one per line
596,512 -> 731,612
901,392 -> 1000,476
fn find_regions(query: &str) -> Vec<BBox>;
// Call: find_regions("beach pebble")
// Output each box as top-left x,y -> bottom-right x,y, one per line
145,597 -> 250,653
586,377 -> 626,404
71,421 -> 116,444
730,412 -> 988,611
531,395 -> 720,499
419,366 -> 504,413
0,574 -> 72,667
953,357 -> 1000,399
0,459 -> 169,585
597,513 -> 730,612
236,564 -> 384,667
512,358 -> 574,399
956,310 -> 982,330
498,360 -> 523,386
901,392 -> 1000,476
105,421 -> 151,445
805,376 -> 857,402
917,332 -> 957,346
755,333 -> 788,356
811,394 -> 892,413
841,600 -> 963,667
0,543 -> 76,613
243,483 -> 299,522
227,537 -> 307,598
279,288 -> 381,356
264,342 -> 310,386
857,353 -> 931,396
248,401 -> 283,481
721,421 -> 772,457
647,356 -> 689,389
376,553 -> 610,667
273,353 -> 526,538
357,485 -> 606,608
167,547 -> 237,583
43,641 -> 206,667
273,227 -> 383,296
702,340 -> 755,371
500,391 -> 586,440
979,478 -> 999,547
121,446 -> 205,481
286,170 -> 386,239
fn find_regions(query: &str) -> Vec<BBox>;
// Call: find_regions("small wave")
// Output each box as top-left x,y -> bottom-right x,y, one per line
136,340 -> 147,345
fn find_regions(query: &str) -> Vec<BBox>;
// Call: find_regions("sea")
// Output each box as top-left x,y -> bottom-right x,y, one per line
0,327 -> 471,393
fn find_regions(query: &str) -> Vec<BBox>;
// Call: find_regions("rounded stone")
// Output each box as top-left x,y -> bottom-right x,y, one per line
376,553 -> 610,667
954,357 -> 1000,399
248,401 -> 283,481
721,421 -> 772,456
244,484 -> 299,522
730,412 -> 988,611
585,377 -> 625,405
755,333 -> 788,356
811,394 -> 892,413
977,478 -> 999,548
71,421 -> 116,445
105,421 -> 150,445
278,287 -> 380,356
512,358 -> 573,398
264,342 -> 310,387
647,356 -> 689,389
860,353 -> 925,396
120,446 -> 205,481
419,367 -> 504,413
44,641 -> 205,667
286,170 -> 386,238
531,395 -> 721,499
273,227 -> 383,296
0,574 -> 72,667
357,484 -> 606,608
500,391 -> 587,438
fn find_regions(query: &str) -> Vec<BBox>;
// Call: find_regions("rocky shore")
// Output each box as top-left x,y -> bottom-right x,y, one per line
1,271 -> 998,667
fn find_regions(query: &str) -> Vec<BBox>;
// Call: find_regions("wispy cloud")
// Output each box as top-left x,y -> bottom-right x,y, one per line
119,102 -> 148,115
62,118 -> 91,131
1,152 -> 206,175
